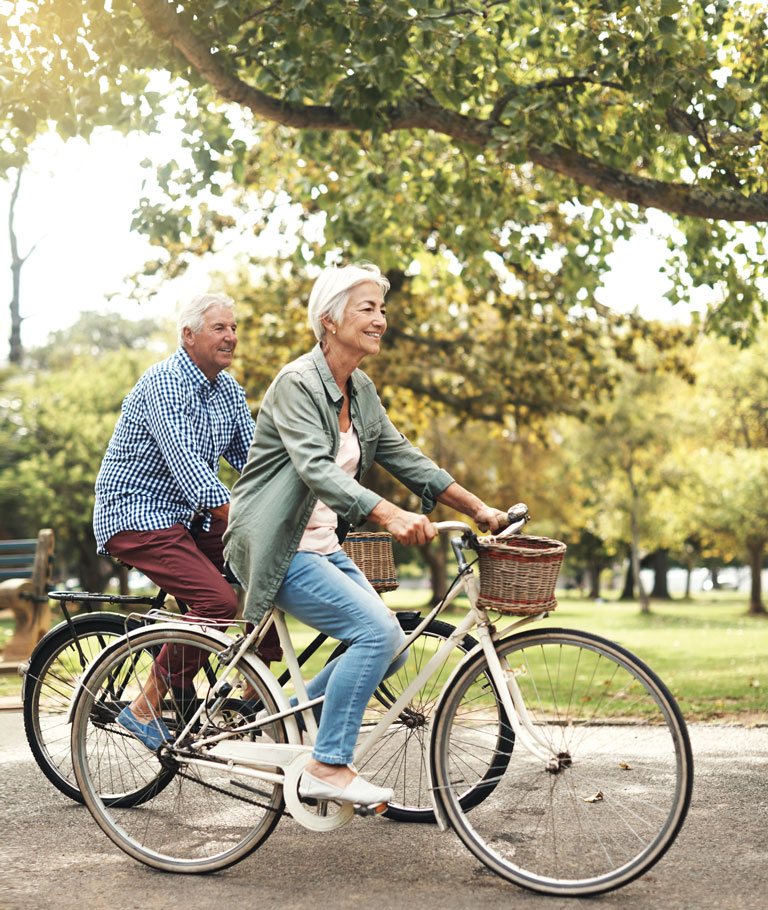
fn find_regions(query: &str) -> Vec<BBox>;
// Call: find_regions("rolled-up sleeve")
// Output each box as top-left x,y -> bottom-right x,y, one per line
373,405 -> 454,512
271,373 -> 382,524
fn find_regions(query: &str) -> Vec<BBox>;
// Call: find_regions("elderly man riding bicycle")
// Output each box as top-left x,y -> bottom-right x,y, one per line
93,292 -> 280,748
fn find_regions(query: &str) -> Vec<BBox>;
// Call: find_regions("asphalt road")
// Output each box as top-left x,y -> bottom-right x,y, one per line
1,712 -> 766,910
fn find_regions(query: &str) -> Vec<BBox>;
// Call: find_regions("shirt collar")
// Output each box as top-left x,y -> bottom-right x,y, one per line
174,346 -> 221,393
311,343 -> 346,404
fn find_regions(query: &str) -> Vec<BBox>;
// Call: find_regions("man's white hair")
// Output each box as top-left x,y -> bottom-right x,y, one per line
177,293 -> 235,345
307,264 -> 390,342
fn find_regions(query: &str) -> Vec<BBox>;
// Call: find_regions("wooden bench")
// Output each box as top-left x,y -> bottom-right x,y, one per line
0,529 -> 54,666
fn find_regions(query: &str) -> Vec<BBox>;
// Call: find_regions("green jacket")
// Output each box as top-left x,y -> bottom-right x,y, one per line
223,345 -> 454,622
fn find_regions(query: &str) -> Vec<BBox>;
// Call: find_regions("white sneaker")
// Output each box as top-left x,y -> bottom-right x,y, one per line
298,770 -> 393,808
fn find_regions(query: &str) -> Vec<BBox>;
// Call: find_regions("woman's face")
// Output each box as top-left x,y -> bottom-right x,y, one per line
328,281 -> 387,358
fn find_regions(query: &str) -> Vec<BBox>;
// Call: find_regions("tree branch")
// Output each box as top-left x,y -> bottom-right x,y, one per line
134,0 -> 768,224
527,145 -> 767,221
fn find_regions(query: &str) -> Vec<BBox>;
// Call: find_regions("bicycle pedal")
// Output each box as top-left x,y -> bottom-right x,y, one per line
353,802 -> 388,817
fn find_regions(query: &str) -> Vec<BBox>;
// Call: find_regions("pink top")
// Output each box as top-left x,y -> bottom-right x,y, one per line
298,424 -> 362,554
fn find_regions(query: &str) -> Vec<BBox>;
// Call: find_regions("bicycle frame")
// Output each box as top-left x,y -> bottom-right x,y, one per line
127,518 -> 562,832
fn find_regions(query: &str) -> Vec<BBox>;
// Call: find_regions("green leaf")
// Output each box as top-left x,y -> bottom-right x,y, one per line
12,109 -> 37,135
658,16 -> 677,35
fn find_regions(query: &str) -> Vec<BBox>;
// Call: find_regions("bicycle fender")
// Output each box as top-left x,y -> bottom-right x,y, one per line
20,612 -> 132,703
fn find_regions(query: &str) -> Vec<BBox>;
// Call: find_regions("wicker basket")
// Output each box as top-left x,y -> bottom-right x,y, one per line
475,535 -> 566,615
342,531 -> 399,592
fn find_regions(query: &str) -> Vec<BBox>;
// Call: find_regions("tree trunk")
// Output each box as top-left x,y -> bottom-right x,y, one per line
620,559 -> 634,600
629,476 -> 650,613
587,560 -> 601,599
118,564 -> 130,596
8,168 -> 25,365
418,534 -> 448,605
650,548 -> 671,599
746,538 -> 767,615
684,552 -> 693,600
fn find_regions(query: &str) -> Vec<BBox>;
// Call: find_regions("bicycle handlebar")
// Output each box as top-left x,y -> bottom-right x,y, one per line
433,502 -> 529,539
434,503 -> 529,570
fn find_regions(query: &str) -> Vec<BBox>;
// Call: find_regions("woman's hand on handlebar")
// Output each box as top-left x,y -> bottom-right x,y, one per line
436,483 -> 512,535
474,505 -> 511,534
368,501 -> 437,546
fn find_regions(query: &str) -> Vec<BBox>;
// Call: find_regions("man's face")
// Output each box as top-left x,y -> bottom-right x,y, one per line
183,303 -> 238,381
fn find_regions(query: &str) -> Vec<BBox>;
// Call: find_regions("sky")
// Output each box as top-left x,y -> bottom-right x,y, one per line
0,127 -> 698,364
0,130 -> 199,357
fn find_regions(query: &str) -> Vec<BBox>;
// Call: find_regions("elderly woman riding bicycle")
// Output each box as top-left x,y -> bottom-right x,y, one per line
223,263 -> 507,808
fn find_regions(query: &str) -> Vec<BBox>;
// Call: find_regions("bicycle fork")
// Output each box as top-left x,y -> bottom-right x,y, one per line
475,622 -> 563,771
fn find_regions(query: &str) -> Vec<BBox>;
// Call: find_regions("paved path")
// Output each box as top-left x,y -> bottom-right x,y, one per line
1,712 -> 766,910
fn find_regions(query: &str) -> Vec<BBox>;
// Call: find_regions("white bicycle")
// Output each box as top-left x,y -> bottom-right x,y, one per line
70,506 -> 693,896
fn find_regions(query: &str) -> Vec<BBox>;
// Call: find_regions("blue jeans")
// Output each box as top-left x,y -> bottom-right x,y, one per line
274,549 -> 408,765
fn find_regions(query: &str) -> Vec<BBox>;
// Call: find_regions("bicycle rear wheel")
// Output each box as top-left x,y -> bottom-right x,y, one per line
23,612 -> 144,802
431,628 -> 693,896
71,626 -> 285,873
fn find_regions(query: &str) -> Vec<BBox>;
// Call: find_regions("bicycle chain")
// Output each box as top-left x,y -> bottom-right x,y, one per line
166,757 -> 289,817
94,720 -> 287,816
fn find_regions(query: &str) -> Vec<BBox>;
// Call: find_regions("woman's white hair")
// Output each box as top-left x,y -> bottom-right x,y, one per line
307,264 -> 390,342
177,293 -> 235,345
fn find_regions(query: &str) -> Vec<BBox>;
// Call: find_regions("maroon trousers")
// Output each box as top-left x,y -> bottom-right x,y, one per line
106,521 -> 281,687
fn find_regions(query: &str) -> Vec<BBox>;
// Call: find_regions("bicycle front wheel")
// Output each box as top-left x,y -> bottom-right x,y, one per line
431,628 -> 693,896
71,626 -> 286,873
23,612 -> 143,802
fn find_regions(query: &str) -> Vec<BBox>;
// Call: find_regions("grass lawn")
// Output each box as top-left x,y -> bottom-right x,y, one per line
381,587 -> 768,723
2,588 -> 767,723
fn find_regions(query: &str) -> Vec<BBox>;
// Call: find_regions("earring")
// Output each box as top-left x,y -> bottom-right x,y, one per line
332,330 -> 336,334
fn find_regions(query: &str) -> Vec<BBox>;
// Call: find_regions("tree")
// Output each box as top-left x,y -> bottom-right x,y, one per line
6,167 -> 37,364
691,448 -> 768,615
678,330 -> 768,613
27,309 -> 162,370
556,344 -> 696,612
225,254 -> 695,445
3,1 -> 767,340
0,345 -> 166,590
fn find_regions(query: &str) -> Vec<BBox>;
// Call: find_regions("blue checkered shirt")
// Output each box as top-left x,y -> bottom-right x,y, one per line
93,346 -> 255,553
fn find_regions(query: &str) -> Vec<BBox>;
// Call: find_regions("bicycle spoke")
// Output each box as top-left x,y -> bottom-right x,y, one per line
431,629 -> 692,896
71,627 -> 285,872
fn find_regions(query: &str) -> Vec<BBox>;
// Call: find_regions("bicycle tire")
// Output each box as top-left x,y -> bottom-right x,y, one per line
23,612 -> 145,802
328,613 -> 513,823
430,627 -> 693,896
71,625 -> 286,873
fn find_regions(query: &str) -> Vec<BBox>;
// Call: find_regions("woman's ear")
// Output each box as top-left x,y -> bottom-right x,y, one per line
321,315 -> 337,336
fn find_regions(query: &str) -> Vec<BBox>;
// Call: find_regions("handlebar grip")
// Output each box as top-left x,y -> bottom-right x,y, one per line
508,502 -> 529,523
491,503 -> 530,539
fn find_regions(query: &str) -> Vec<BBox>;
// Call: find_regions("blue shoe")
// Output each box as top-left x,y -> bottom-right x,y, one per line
117,706 -> 171,750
